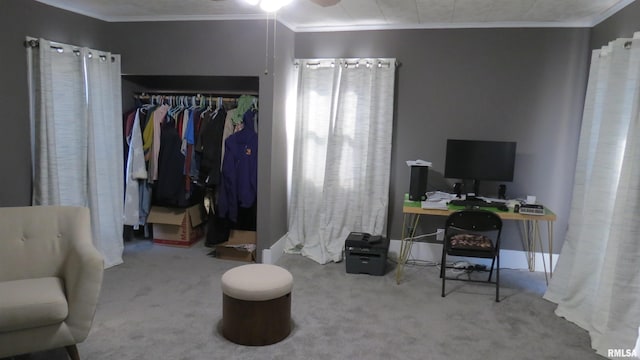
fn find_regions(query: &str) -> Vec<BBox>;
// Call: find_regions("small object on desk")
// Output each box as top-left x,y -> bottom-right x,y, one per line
498,184 -> 507,199
421,199 -> 449,210
518,204 -> 545,216
426,191 -> 454,201
448,199 -> 509,211
405,159 -> 432,167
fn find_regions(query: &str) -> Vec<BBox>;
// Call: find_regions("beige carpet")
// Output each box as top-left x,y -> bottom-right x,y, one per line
7,238 -> 603,360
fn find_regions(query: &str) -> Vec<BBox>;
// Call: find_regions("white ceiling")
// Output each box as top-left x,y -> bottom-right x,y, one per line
36,0 -> 635,32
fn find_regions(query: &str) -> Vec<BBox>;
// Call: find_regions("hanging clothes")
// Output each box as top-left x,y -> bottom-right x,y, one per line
154,118 -> 188,206
218,108 -> 258,223
231,95 -> 257,125
197,106 -> 227,186
122,93 -> 255,230
123,109 -> 148,225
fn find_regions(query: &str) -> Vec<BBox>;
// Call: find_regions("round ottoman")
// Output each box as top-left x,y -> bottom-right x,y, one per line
221,264 -> 293,346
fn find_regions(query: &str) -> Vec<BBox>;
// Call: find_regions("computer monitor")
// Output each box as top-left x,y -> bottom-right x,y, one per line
444,139 -> 517,196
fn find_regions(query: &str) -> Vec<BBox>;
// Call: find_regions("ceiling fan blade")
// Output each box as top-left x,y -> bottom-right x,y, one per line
309,0 -> 341,7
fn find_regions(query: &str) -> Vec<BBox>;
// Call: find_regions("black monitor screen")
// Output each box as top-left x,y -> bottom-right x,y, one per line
444,139 -> 516,182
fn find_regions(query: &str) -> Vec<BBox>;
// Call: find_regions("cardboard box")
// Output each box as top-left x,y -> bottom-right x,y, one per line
215,230 -> 256,262
147,204 -> 205,247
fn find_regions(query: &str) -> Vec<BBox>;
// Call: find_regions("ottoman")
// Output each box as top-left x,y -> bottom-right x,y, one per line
221,264 -> 293,346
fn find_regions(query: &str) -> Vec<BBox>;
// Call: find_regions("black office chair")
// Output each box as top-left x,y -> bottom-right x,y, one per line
440,210 -> 503,302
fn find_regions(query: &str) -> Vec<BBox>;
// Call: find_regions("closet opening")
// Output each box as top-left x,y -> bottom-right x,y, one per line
121,75 -> 260,262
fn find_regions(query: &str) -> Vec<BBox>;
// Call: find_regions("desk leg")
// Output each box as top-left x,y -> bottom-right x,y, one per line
547,220 -> 554,278
521,221 -> 535,272
534,220 -> 548,285
396,213 -> 420,284
521,220 -> 551,285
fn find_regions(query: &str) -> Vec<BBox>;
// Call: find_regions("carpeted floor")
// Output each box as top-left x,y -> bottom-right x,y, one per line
8,238 -> 603,360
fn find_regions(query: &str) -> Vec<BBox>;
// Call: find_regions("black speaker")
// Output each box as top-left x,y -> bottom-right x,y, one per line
409,166 -> 429,201
453,182 -> 463,198
498,184 -> 506,199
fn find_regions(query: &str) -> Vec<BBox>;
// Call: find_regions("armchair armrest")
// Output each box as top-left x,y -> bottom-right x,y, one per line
62,230 -> 104,343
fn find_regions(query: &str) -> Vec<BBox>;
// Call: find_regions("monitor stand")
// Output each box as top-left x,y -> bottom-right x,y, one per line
473,179 -> 481,197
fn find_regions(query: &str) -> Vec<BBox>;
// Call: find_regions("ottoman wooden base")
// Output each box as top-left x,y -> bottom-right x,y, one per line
222,293 -> 291,346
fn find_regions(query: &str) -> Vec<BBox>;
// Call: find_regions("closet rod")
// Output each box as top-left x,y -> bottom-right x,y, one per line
133,94 -> 246,105
133,90 -> 258,97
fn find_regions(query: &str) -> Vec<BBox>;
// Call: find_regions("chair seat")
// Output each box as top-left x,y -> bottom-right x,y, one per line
441,210 -> 502,302
0,277 -> 68,332
450,233 -> 493,250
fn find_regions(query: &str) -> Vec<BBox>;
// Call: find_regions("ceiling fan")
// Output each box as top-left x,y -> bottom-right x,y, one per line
309,0 -> 340,6
224,0 -> 341,11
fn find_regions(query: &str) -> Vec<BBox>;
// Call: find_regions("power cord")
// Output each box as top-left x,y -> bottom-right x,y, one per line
401,231 -> 439,242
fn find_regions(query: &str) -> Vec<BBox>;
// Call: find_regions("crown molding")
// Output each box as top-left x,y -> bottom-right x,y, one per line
35,0 -> 629,32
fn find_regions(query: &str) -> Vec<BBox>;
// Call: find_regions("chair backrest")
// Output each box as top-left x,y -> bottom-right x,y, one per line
0,206 -> 92,282
445,210 -> 502,232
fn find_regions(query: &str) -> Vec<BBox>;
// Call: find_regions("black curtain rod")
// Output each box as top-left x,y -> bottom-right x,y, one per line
24,39 -> 117,62
24,39 -> 39,48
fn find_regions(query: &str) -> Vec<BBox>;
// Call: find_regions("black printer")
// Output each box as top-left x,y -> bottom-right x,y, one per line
344,232 -> 390,276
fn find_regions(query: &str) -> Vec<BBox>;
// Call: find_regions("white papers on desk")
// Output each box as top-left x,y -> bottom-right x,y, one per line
426,191 -> 455,201
406,159 -> 432,167
421,199 -> 449,210
421,191 -> 455,209
478,196 -> 507,203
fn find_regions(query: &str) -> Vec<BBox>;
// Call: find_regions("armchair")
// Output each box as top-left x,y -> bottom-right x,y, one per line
0,206 -> 103,360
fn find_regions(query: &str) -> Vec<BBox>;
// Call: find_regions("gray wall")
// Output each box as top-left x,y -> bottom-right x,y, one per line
0,0 -> 110,206
295,28 -> 591,252
591,0 -> 640,49
105,20 -> 294,260
269,22 -> 296,251
3,0 -> 639,256
0,1 -> 293,260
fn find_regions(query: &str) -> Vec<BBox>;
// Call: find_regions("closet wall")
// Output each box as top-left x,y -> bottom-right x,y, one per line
108,20 -> 294,261
0,1 -> 293,260
121,74 -> 261,241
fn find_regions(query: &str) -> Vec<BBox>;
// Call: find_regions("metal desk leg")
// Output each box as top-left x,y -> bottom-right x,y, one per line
396,213 -> 420,284
520,220 -> 535,272
534,220 -> 548,285
547,220 -> 554,278
521,219 -> 550,285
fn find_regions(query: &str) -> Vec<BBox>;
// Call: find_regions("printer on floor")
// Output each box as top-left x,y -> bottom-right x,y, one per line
344,232 -> 390,276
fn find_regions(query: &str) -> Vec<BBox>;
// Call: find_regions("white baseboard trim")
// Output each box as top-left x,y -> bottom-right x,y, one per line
263,237 -> 558,272
388,239 -> 558,272
262,235 -> 287,264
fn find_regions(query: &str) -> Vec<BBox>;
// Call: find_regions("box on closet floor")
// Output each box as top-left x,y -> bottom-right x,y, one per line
147,204 -> 206,247
215,230 -> 256,262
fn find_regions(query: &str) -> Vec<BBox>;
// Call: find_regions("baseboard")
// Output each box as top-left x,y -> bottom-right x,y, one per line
263,237 -> 558,272
262,235 -> 287,264
388,239 -> 558,272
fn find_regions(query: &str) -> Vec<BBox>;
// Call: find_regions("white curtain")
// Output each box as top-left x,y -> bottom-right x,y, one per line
283,58 -> 396,264
544,33 -> 640,358
28,37 -> 124,268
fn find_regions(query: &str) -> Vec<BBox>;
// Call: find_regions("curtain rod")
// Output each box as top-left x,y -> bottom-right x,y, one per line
293,58 -> 401,68
24,38 -> 117,63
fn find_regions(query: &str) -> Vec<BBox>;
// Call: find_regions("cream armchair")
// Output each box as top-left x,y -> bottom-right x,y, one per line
0,206 -> 103,360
